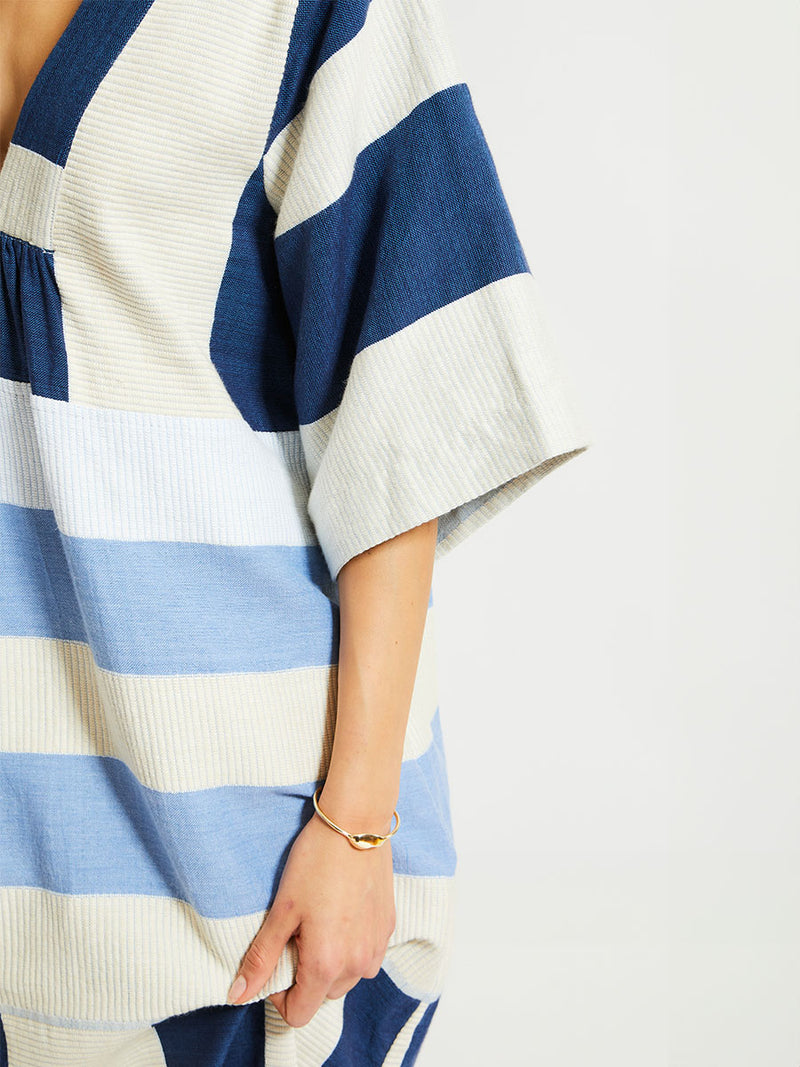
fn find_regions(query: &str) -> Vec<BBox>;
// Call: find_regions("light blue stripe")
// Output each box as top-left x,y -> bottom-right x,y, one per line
0,500 -> 339,672
0,709 -> 456,919
0,501 -> 85,639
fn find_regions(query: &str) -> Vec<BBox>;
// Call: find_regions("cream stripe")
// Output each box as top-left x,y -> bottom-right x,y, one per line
381,886 -> 456,1004
266,0 -> 463,231
263,999 -> 299,1067
0,379 -> 50,511
261,995 -> 349,1067
2,1015 -> 166,1067
0,873 -> 455,1029
53,0 -> 297,416
0,378 -> 315,547
294,996 -> 346,1067
0,144 -> 62,250
304,271 -> 594,581
0,609 -> 438,790
382,1001 -> 431,1066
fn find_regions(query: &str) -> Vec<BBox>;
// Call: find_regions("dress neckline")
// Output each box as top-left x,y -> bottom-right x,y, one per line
0,0 -> 90,183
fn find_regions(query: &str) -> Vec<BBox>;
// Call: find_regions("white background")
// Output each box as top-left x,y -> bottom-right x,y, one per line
421,1 -> 800,1064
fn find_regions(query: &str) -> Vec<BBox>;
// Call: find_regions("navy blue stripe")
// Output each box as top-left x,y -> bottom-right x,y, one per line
275,83 -> 531,427
154,1001 -> 265,1067
251,1 -> 374,430
12,0 -> 155,167
209,167 -> 298,433
0,709 -> 456,919
322,967 -> 420,1066
151,967 -> 437,1067
0,1014 -> 7,1067
266,0 -> 370,153
0,234 -> 69,398
400,999 -> 440,1066
0,501 -> 339,674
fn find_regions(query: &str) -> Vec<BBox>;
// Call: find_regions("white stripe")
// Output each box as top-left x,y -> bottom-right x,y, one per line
0,614 -> 438,790
303,271 -> 594,581
0,378 -> 314,547
1,1014 -> 167,1067
266,0 -> 464,232
0,145 -> 62,250
52,0 -> 297,416
0,873 -> 454,1029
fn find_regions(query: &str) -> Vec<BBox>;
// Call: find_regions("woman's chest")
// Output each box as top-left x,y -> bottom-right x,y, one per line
0,0 -> 84,171
0,0 -> 295,274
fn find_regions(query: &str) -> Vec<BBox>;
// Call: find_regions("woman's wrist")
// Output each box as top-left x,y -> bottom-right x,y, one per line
316,772 -> 398,837
318,702 -> 405,835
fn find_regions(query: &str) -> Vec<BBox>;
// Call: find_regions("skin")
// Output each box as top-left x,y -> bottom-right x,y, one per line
0,0 -> 86,171
229,517 -> 439,1025
0,0 -> 441,1030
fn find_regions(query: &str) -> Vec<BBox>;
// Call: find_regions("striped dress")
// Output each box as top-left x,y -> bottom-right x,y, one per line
0,0 -> 593,1064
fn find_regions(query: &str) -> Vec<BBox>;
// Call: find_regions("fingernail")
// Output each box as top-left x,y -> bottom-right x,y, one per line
227,974 -> 247,1004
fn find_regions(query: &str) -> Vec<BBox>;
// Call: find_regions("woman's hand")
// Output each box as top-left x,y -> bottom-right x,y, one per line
227,804 -> 397,1028
226,519 -> 436,1026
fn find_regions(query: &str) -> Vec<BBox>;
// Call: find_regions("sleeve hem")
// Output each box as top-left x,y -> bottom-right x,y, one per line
302,271 -> 595,583
311,435 -> 592,583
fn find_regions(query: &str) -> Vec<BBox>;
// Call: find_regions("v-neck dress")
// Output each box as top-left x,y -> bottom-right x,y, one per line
0,0 -> 593,1063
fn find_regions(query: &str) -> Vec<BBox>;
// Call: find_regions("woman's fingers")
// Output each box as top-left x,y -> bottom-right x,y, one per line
227,895 -> 298,1005
326,947 -> 383,998
270,924 -> 383,1028
227,812 -> 397,1025
274,937 -> 346,1028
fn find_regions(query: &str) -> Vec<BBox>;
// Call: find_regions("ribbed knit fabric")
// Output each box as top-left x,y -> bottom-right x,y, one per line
0,0 -> 593,1063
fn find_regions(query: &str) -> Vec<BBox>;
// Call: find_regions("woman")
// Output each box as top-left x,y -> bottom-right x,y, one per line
0,0 -> 592,1063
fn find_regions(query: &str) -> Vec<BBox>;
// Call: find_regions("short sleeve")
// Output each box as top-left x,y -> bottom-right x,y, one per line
266,0 -> 594,583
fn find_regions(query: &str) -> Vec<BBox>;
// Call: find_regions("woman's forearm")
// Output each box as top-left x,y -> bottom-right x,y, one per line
317,517 -> 439,836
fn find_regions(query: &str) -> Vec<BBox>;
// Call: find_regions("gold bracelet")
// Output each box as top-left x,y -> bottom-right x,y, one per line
312,786 -> 400,850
